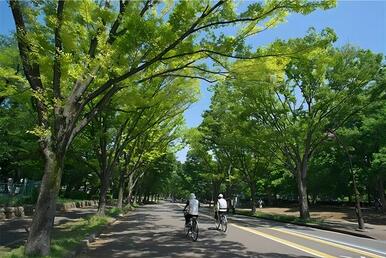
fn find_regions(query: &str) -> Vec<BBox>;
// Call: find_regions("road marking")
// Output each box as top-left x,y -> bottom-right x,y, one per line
231,223 -> 336,258
281,229 -> 386,257
271,228 -> 385,258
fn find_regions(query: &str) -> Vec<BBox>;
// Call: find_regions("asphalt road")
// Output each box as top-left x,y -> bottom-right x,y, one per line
78,202 -> 386,258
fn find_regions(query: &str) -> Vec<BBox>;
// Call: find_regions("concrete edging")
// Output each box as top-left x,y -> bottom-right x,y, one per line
66,206 -> 139,258
65,217 -> 119,258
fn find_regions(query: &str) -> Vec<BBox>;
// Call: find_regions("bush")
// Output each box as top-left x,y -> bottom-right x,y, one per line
106,207 -> 123,217
28,187 -> 40,204
65,190 -> 88,200
0,195 -> 31,207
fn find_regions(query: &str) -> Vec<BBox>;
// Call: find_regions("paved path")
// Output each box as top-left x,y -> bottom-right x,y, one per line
78,203 -> 386,258
0,208 -> 96,249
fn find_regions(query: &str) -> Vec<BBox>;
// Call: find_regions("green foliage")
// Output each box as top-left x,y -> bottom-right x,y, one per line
106,207 -> 123,217
0,195 -> 31,206
236,209 -> 324,225
3,215 -> 112,258
187,28 -> 385,209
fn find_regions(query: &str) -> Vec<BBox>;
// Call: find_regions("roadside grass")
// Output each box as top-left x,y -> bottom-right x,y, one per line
3,215 -> 112,258
236,209 -> 325,225
107,204 -> 138,217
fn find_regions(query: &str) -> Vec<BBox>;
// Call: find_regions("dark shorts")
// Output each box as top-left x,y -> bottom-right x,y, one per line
184,213 -> 198,224
215,211 -> 227,220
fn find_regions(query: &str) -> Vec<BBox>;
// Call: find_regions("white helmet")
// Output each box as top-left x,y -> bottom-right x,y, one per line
189,193 -> 196,199
218,194 -> 223,198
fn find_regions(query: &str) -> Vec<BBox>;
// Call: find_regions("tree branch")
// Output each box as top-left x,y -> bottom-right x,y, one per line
9,0 -> 47,129
157,74 -> 217,84
53,0 -> 65,99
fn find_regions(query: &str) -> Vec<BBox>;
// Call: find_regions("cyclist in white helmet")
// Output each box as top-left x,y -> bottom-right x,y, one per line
183,193 -> 199,226
215,193 -> 227,220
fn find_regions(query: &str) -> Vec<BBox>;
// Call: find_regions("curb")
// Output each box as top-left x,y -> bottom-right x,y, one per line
66,217 -> 119,258
233,212 -> 375,240
66,205 -> 140,258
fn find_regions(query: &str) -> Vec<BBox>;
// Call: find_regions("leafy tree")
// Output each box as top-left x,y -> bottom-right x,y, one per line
219,30 -> 384,219
7,0 -> 336,253
0,36 -> 42,182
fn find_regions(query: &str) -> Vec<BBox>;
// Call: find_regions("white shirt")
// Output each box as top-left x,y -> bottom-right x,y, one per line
188,198 -> 199,215
217,198 -> 227,212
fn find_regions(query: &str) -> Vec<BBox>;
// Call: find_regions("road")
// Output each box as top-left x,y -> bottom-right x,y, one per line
78,202 -> 386,258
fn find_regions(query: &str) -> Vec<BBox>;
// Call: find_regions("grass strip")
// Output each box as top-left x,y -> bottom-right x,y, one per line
3,215 -> 112,258
236,209 -> 325,225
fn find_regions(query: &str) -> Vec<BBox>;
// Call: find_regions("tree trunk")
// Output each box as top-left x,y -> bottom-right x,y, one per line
212,179 -> 221,207
117,170 -> 125,209
97,170 -> 110,216
126,173 -> 134,205
379,176 -> 386,213
296,167 -> 310,220
25,150 -> 63,256
250,183 -> 257,214
375,175 -> 386,213
267,187 -> 275,206
127,191 -> 133,205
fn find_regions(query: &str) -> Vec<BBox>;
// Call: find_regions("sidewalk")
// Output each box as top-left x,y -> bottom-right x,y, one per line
0,207 -> 96,252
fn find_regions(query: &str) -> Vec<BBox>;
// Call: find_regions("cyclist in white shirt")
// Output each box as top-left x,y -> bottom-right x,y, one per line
215,194 -> 227,220
183,193 -> 199,226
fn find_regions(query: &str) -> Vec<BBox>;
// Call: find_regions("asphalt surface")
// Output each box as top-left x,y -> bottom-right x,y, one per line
78,202 -> 386,258
0,208 -> 96,248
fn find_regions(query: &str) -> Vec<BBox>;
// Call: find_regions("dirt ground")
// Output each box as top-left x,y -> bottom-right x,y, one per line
258,206 -> 386,225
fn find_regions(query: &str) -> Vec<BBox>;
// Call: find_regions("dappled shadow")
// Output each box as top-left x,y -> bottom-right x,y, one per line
0,217 -> 30,247
79,203 -> 314,258
82,230 -> 314,257
0,208 -> 97,247
54,208 -> 97,227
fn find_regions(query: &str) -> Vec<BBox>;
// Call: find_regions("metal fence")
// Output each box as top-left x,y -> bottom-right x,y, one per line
0,180 -> 41,196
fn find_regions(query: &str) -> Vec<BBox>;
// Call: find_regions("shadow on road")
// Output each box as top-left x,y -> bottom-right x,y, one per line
0,208 -> 96,248
79,203 -> 314,258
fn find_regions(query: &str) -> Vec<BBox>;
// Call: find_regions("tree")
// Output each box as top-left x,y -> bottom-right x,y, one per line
222,31 -> 384,219
7,0 -> 336,254
0,36 -> 43,182
197,84 -> 278,212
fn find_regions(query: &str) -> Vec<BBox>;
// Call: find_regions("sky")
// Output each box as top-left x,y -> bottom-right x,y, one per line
1,0 -> 385,162
180,0 -> 386,162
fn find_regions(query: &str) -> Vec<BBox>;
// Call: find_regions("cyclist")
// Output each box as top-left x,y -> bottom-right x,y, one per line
215,194 -> 227,221
183,193 -> 199,226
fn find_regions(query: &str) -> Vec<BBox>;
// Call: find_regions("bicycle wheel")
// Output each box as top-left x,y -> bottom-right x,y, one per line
216,218 -> 221,229
184,219 -> 191,237
191,220 -> 199,241
184,224 -> 190,237
221,215 -> 228,232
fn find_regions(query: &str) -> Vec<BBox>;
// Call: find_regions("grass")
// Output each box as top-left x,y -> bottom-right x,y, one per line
3,215 -> 112,258
236,209 -> 325,225
0,195 -> 33,206
106,204 -> 138,217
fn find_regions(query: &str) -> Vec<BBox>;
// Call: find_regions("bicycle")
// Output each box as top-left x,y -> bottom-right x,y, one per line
183,211 -> 199,241
216,212 -> 228,232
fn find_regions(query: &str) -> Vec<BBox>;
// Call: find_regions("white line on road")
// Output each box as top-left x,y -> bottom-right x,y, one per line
272,228 -> 386,258
275,228 -> 386,257
231,223 -> 336,258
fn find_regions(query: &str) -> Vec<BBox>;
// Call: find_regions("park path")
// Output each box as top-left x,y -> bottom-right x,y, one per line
77,202 -> 386,258
0,208 -> 96,250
